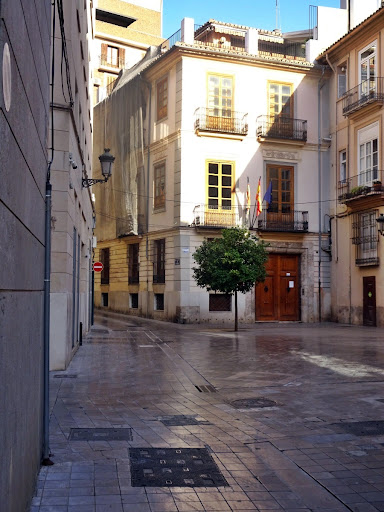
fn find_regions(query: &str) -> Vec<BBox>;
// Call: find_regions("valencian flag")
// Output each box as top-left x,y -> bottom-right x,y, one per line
256,177 -> 262,217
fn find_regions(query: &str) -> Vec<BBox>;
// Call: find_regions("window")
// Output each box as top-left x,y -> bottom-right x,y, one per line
207,162 -> 234,211
337,65 -> 347,98
156,77 -> 168,120
209,294 -> 232,311
130,293 -> 138,309
352,211 -> 379,266
153,239 -> 165,283
268,82 -> 293,118
101,293 -> 109,307
359,42 -> 376,93
107,46 -> 118,66
100,248 -> 110,285
154,162 -> 166,209
266,165 -> 294,214
208,74 -> 233,117
154,293 -> 164,311
101,43 -> 125,68
128,244 -> 139,284
339,150 -> 347,183
358,123 -> 379,185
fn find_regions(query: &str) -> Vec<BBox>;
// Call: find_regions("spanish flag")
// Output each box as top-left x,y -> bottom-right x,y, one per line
246,182 -> 251,211
256,177 -> 262,217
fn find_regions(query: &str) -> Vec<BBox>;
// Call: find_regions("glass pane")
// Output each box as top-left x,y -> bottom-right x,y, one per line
282,169 -> 291,180
373,139 -> 378,152
222,188 -> 231,198
209,163 -> 218,174
361,62 -> 368,82
209,187 -> 218,197
222,164 -> 232,175
282,204 -> 291,213
222,176 -> 231,186
208,199 -> 218,208
269,168 -> 278,179
209,175 -> 218,185
222,200 -> 232,208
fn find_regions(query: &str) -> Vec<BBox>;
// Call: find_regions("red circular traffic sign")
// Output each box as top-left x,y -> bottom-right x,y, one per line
93,261 -> 104,272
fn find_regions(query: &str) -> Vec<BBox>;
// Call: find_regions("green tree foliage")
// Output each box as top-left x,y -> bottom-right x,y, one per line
192,228 -> 268,330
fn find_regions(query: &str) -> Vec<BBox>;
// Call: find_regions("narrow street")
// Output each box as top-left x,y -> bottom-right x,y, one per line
31,312 -> 384,512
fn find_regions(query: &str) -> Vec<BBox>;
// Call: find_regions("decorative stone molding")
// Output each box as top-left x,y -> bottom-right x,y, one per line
262,149 -> 299,161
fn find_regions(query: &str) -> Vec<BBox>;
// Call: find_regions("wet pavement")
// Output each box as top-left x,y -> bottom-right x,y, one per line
30,311 -> 384,512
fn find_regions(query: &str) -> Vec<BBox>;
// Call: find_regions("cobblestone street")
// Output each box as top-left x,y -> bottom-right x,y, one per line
31,312 -> 384,511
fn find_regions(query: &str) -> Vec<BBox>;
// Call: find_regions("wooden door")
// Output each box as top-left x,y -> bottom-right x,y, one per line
255,254 -> 300,321
363,276 -> 376,326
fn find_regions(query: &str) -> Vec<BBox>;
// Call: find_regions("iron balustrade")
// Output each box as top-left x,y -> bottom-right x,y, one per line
257,115 -> 307,142
128,275 -> 139,284
309,5 -> 318,38
258,40 -> 306,59
338,169 -> 384,202
161,29 -> 181,51
193,205 -> 242,228
342,78 -> 384,116
194,108 -> 248,135
153,274 -> 165,284
257,210 -> 309,232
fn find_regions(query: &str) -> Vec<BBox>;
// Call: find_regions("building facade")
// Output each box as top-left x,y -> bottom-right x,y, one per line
319,7 -> 384,327
93,0 -> 163,104
93,18 -> 333,324
49,1 -> 95,369
0,0 -> 51,510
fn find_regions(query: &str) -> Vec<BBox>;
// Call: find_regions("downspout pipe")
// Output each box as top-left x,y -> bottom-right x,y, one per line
317,65 -> 326,323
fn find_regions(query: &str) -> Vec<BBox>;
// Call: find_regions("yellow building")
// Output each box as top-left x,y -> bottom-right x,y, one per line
92,0 -> 163,104
318,7 -> 384,326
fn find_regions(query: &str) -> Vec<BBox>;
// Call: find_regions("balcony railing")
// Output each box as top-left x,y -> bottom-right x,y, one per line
194,108 -> 248,136
99,55 -> 126,69
193,205 -> 243,228
153,273 -> 165,284
257,115 -> 307,142
338,169 -> 384,203
257,210 -> 309,232
342,78 -> 384,116
258,40 -> 305,59
128,274 -> 139,284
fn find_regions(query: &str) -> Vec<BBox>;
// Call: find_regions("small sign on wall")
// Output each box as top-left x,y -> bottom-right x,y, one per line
289,281 -> 294,288
175,258 -> 180,265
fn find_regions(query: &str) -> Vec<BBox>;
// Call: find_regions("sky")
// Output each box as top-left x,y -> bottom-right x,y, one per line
162,0 -> 340,38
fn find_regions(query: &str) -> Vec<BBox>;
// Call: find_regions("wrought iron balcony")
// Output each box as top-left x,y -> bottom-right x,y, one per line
193,205 -> 242,228
342,78 -> 384,116
128,274 -> 139,284
153,273 -> 165,284
338,169 -> 384,203
257,115 -> 307,142
194,108 -> 248,136
257,210 -> 309,232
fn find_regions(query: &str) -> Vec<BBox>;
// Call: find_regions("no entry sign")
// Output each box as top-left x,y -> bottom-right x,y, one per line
93,261 -> 103,272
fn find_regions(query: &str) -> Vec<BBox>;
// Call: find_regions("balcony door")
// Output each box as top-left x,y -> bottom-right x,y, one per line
358,122 -> 379,185
206,161 -> 235,226
359,42 -> 376,97
207,74 -> 233,131
268,82 -> 293,138
266,165 -> 294,228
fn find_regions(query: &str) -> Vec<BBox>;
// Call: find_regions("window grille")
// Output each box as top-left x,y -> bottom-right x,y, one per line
351,211 -> 379,266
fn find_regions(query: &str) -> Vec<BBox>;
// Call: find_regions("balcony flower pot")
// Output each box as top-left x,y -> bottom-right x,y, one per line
373,181 -> 382,191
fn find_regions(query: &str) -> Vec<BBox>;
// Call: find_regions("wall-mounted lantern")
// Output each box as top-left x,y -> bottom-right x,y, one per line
376,213 -> 384,236
82,148 -> 115,188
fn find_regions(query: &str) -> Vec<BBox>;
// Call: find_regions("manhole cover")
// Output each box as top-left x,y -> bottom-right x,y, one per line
231,397 -> 278,409
69,428 -> 133,441
53,374 -> 77,379
333,421 -> 384,436
160,416 -> 211,427
129,448 -> 228,487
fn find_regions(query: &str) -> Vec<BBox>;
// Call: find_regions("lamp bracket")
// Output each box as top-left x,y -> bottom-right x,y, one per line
82,177 -> 108,188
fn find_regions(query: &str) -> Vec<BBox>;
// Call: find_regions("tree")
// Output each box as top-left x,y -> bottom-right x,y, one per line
192,227 -> 268,331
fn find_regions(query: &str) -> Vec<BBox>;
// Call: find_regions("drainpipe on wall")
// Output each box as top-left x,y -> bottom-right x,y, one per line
317,66 -> 326,323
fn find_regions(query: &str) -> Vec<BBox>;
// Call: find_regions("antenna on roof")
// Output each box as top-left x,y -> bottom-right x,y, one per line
275,0 -> 281,31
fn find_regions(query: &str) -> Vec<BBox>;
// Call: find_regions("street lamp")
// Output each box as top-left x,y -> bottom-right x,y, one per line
376,213 -> 384,236
82,148 -> 115,188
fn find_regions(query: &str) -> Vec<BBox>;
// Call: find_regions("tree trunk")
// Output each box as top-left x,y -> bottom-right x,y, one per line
234,291 -> 238,332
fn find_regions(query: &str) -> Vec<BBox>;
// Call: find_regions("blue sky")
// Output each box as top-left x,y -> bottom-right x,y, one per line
162,0 -> 340,37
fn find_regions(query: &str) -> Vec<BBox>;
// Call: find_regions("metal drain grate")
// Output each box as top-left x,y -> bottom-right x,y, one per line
129,448 -> 228,487
332,420 -> 384,437
53,374 -> 77,379
195,385 -> 216,393
159,416 -> 211,427
69,428 -> 133,441
231,397 -> 278,409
